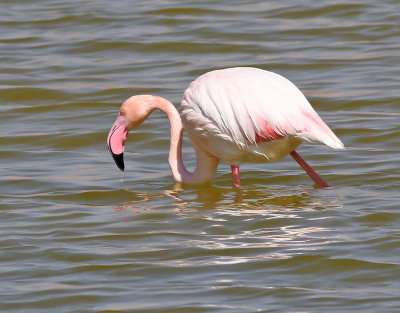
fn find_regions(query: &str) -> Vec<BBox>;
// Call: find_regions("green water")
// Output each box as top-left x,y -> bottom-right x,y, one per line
1,1 -> 399,312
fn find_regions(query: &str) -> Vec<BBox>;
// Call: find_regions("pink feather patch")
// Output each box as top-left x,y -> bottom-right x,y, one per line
254,122 -> 283,143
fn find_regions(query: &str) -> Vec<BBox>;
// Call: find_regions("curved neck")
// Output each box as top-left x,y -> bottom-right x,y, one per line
153,96 -> 219,184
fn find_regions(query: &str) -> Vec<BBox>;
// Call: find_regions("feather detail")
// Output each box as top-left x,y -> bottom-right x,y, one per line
182,67 -> 344,150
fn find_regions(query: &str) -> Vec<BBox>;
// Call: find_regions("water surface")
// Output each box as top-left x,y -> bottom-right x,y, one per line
1,1 -> 399,312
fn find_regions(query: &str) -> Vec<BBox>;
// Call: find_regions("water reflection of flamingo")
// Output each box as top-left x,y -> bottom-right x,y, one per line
107,67 -> 344,188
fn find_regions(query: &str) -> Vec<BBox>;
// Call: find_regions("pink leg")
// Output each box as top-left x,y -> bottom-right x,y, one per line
290,150 -> 330,188
231,165 -> 240,188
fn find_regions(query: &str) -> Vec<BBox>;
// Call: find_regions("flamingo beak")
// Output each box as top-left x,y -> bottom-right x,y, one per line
107,114 -> 128,171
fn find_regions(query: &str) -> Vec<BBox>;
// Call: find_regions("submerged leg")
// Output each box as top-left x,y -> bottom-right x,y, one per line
231,165 -> 240,188
290,150 -> 330,188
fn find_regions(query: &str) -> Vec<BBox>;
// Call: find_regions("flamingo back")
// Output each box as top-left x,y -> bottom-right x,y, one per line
181,67 -> 343,164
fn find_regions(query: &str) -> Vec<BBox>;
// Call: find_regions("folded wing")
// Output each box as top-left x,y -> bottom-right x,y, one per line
182,67 -> 344,150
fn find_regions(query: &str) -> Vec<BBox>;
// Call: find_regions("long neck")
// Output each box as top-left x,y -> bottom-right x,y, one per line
154,96 -> 219,184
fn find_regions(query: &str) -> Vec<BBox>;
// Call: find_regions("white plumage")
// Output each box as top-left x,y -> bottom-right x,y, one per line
181,67 -> 343,166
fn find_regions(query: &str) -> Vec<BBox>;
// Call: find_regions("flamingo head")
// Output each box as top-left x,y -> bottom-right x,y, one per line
107,95 -> 155,171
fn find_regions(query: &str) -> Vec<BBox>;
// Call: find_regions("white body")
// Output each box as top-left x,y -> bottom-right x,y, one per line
181,67 -> 343,166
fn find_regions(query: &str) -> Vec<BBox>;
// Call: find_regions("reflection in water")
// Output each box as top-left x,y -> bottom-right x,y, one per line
165,183 -> 236,208
111,184 -> 344,265
113,183 -> 344,213
164,183 -> 343,211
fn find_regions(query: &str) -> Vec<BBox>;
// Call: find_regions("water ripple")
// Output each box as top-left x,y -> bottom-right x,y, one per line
1,0 -> 400,312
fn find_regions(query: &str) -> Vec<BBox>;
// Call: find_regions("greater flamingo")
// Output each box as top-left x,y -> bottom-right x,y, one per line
107,67 -> 344,187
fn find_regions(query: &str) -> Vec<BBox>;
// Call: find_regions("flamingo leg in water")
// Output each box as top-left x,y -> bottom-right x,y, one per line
290,150 -> 330,188
231,165 -> 240,188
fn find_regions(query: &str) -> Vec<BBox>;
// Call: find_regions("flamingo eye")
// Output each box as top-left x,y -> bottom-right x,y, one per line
120,108 -> 126,115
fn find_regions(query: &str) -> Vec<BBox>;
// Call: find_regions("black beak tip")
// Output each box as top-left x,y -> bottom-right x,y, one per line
111,152 -> 125,171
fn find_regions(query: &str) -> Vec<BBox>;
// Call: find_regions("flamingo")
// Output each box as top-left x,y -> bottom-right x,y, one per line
107,67 -> 344,188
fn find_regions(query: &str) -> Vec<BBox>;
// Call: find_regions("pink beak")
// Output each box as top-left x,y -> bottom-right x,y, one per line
107,114 -> 128,171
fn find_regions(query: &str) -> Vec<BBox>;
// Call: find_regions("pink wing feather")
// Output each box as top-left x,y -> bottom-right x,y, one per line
182,67 -> 344,150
